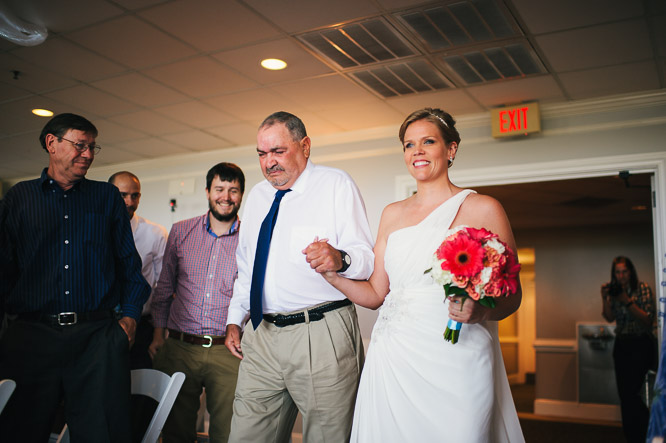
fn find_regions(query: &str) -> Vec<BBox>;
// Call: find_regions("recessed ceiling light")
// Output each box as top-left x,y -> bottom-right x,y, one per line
32,108 -> 53,117
261,58 -> 287,70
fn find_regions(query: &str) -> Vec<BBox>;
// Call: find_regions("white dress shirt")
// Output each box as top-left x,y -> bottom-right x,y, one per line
130,214 -> 168,316
227,160 -> 374,325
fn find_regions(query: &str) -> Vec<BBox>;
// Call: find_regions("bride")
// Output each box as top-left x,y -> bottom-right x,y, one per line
305,107 -> 525,442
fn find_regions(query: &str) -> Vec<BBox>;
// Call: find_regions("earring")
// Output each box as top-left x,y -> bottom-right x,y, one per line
448,157 -> 454,168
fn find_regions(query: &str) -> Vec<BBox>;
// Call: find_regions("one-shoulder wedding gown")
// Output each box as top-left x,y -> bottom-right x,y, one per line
350,190 -> 524,442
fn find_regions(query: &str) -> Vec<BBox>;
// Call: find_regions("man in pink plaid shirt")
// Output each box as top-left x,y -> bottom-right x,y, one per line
150,162 -> 245,443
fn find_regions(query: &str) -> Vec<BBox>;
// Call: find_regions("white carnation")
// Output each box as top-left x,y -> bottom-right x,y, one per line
485,238 -> 505,254
430,259 -> 453,286
480,266 -> 493,285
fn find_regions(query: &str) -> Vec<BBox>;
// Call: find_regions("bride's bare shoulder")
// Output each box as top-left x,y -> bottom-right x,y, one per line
381,198 -> 410,223
377,197 -> 413,235
455,192 -> 510,230
462,192 -> 506,217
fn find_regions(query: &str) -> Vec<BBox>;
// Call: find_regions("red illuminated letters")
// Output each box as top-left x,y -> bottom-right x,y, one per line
499,107 -> 529,133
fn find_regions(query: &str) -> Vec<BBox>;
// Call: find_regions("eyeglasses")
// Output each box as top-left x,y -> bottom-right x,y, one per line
59,137 -> 102,154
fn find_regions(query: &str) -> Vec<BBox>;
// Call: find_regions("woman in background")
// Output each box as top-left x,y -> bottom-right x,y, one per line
601,256 -> 656,443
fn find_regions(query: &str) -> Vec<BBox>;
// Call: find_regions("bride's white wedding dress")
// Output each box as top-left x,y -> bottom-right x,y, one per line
350,190 -> 524,442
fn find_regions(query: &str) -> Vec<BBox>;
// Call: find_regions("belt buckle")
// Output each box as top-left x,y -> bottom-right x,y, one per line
202,335 -> 213,348
57,312 -> 77,325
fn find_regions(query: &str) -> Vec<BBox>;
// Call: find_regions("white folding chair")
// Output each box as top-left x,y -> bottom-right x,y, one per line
57,369 -> 186,443
0,379 -> 16,414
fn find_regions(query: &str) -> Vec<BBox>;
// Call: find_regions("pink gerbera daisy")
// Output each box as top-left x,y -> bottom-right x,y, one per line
440,233 -> 485,277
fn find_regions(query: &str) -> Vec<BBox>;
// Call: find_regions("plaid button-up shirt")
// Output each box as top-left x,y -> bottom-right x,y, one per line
611,281 -> 656,337
152,213 -> 239,336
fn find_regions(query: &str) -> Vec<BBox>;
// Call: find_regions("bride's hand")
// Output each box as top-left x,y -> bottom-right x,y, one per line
448,296 -> 490,324
321,270 -> 340,284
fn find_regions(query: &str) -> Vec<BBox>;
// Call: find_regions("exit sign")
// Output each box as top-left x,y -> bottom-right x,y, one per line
491,102 -> 541,138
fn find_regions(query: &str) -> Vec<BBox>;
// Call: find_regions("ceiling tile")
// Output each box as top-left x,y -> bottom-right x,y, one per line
108,110 -> 191,135
11,37 -> 126,82
45,85 -> 140,117
269,74 -> 377,110
67,15 -> 197,69
204,88 -> 307,122
91,73 -> 189,107
536,20 -> 652,72
0,96 -> 85,136
316,101 -> 404,132
243,0 -> 380,33
107,137 -> 187,157
2,0 -> 124,33
161,130 -> 232,151
511,0 -> 643,34
139,0 -> 282,52
373,0 -> 434,10
144,56 -> 258,97
112,0 -> 168,10
206,122 -> 259,146
0,53 -> 77,93
154,101 -> 238,128
0,80 -> 33,103
0,132 -> 43,161
385,89 -> 485,117
92,146 -> 146,165
93,119 -> 148,144
212,38 -> 332,85
466,75 -> 565,107
653,16 -> 666,57
558,61 -> 660,100
289,112 -> 345,137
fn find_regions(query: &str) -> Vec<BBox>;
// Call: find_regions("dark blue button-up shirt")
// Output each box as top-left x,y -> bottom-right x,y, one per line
0,169 -> 150,320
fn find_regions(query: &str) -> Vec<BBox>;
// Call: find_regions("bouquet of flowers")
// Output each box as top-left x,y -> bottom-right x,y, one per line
425,226 -> 521,344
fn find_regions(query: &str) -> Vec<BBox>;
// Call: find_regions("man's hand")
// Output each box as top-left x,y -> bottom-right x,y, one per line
303,237 -> 343,273
118,316 -> 137,347
225,324 -> 243,360
148,327 -> 166,359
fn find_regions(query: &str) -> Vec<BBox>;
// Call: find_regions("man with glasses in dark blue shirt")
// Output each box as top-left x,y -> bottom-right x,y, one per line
0,113 -> 150,442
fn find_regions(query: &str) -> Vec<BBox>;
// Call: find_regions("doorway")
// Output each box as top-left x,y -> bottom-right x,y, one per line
476,173 -> 655,412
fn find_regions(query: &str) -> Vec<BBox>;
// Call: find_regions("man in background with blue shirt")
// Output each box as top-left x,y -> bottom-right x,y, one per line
0,113 -> 150,442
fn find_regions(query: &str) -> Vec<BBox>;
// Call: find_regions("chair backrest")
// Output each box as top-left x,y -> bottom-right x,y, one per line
0,379 -> 16,414
55,369 -> 185,443
132,369 -> 186,443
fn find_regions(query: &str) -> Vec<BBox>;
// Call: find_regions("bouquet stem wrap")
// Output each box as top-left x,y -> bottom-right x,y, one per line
444,319 -> 462,344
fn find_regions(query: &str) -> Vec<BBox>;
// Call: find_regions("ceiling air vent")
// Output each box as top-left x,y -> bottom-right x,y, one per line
396,0 -> 517,52
298,18 -> 417,69
352,60 -> 452,98
440,42 -> 545,85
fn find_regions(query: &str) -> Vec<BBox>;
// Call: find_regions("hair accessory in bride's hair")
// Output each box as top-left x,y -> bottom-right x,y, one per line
430,113 -> 449,129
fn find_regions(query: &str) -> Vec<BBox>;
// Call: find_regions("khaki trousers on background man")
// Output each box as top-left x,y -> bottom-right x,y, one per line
154,337 -> 240,443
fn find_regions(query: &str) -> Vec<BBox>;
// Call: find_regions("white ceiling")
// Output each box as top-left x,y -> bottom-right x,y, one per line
0,0 -> 664,181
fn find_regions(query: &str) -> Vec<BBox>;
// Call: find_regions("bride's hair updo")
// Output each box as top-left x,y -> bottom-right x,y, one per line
398,108 -> 461,148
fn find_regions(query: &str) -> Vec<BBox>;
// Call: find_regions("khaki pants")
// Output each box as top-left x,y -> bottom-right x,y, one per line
229,303 -> 364,443
154,337 -> 240,443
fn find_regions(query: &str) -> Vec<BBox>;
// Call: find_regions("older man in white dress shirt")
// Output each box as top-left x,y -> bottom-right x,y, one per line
109,171 -> 168,368
225,111 -> 374,443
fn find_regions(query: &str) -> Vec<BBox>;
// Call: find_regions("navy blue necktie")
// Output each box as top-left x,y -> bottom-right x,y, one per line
250,189 -> 291,329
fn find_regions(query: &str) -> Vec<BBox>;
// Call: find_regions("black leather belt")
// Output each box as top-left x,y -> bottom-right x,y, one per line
168,329 -> 225,347
17,310 -> 116,326
263,299 -> 352,328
